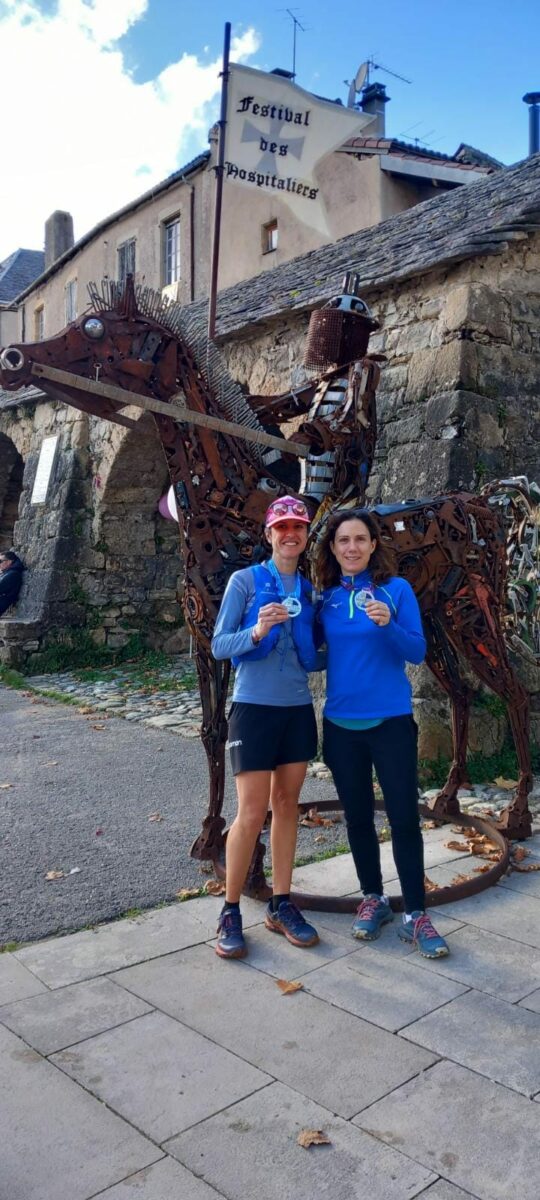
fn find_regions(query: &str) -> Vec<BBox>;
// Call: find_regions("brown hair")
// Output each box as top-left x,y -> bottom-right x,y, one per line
313,509 -> 396,590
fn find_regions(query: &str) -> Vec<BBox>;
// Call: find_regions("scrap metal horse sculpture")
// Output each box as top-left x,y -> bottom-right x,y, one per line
0,278 -> 533,908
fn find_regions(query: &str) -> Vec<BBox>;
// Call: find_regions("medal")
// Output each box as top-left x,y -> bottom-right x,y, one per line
267,559 -> 302,619
282,595 -> 302,617
355,588 -> 375,611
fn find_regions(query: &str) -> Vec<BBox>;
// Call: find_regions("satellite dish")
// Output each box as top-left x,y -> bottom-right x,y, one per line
355,61 -> 369,92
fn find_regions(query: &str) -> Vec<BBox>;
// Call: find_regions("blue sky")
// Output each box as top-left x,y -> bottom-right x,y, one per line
0,0 -> 538,261
118,0 -> 538,164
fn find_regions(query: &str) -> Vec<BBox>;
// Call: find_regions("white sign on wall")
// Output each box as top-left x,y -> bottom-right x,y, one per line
31,435 -> 59,505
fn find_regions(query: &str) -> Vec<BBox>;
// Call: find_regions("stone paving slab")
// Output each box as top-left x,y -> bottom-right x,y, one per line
0,953 -> 47,1005
52,1009 -> 271,1143
96,1157 -> 226,1198
14,903 -> 213,988
291,839 -> 481,899
431,884 -> 540,950
389,922 -> 540,1004
0,976 -> 153,1055
357,1059 -> 540,1200
416,1183 -> 478,1199
0,1022 -> 160,1200
401,989 -> 540,1097
296,950 -> 467,1032
519,987 -> 540,1013
166,1080 -> 437,1200
498,853 -> 540,899
114,943 -> 436,1118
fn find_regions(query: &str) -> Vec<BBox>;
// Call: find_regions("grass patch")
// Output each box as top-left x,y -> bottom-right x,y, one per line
0,666 -> 26,689
293,843 -> 350,869
0,941 -> 21,953
419,741 -> 540,789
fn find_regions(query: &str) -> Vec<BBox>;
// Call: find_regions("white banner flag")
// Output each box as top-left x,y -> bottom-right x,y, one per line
224,64 -> 371,236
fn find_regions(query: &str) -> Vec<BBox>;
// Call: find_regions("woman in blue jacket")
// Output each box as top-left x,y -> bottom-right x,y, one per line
315,508 -> 449,959
211,496 -> 320,960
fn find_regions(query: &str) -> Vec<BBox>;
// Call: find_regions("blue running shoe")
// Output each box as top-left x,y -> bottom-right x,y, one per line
216,907 -> 247,958
352,894 -> 393,941
398,911 -> 449,958
265,901 -> 319,947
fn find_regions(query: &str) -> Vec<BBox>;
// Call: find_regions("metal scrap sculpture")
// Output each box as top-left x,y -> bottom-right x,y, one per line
0,274 -> 534,913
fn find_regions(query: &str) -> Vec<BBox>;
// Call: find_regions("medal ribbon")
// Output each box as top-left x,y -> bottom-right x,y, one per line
267,559 -> 301,610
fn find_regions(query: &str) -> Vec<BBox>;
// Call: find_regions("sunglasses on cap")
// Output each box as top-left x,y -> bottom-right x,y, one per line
265,497 -> 310,527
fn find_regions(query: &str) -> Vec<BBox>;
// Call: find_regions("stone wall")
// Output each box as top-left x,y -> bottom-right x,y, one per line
0,400 -> 185,669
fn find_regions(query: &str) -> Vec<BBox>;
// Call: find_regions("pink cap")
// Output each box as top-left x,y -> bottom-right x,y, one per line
265,496 -> 310,528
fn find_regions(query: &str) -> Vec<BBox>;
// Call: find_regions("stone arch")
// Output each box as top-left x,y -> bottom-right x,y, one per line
81,414 -> 184,653
0,433 -> 24,550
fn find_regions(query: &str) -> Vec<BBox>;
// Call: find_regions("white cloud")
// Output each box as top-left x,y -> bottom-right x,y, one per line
0,1 -> 260,260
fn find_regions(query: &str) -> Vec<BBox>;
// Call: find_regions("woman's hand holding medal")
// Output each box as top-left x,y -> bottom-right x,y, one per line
253,601 -> 292,642
365,599 -> 391,626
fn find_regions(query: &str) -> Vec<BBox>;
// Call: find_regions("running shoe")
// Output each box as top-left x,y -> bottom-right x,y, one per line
398,911 -> 449,958
352,894 -> 393,940
216,907 -> 247,958
265,900 -> 319,947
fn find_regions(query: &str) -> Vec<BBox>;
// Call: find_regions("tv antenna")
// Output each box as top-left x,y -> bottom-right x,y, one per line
345,57 -> 411,107
284,8 -> 306,80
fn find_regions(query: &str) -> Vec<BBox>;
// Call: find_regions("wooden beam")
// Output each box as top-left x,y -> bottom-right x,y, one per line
30,362 -> 310,459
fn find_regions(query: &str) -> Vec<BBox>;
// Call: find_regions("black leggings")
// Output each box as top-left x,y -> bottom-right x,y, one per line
323,715 -> 425,912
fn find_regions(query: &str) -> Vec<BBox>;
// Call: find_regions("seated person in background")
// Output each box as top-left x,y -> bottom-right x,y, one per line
0,551 -> 25,616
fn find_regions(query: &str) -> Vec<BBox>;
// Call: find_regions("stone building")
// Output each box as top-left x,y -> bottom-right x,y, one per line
1,153 -> 539,758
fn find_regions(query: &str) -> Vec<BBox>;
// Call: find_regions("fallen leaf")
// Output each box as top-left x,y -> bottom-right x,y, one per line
78,706 -> 94,714
41,761 -> 59,768
472,864 -> 491,873
297,1128 -> 331,1148
424,875 -> 438,891
0,782 -> 14,789
90,723 -> 105,731
445,840 -> 469,852
277,978 -> 304,995
176,887 -> 201,900
45,869 -> 64,881
493,777 -> 518,789
451,826 -> 469,834
205,880 -> 226,896
450,873 -> 473,885
423,820 -> 438,830
314,835 -> 327,844
147,811 -> 164,822
512,861 -> 540,873
199,862 -> 214,874
511,846 -> 528,862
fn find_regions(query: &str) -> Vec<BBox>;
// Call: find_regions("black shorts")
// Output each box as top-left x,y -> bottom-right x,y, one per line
227,702 -> 318,775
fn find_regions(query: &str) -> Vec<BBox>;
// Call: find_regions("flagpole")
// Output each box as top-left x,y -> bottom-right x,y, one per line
208,21 -> 231,341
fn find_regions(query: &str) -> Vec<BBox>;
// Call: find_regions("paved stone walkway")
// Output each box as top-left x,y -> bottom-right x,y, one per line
2,827 -> 540,1200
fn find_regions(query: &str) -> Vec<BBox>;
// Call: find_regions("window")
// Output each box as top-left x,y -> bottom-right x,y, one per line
34,306 -> 44,341
163,217 -> 181,284
117,239 -> 136,284
262,219 -> 278,254
65,279 -> 77,323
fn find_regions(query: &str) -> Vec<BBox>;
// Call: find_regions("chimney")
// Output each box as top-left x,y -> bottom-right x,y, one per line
44,211 -> 74,269
523,93 -> 540,156
360,82 -> 389,137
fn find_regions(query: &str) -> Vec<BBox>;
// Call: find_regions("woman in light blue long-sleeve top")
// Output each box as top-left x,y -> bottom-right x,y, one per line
211,495 -> 321,960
